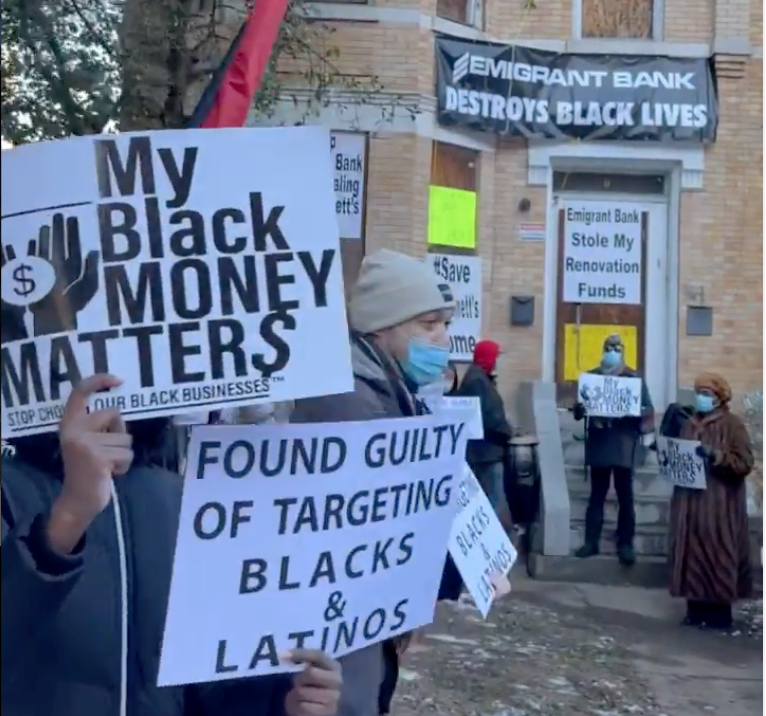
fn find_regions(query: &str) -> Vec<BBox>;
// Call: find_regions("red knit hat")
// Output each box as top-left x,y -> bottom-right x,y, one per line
473,340 -> 501,373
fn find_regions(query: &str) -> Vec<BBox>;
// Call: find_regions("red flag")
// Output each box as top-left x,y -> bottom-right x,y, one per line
195,0 -> 289,129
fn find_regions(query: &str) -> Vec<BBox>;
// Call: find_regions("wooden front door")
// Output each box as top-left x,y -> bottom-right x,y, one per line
554,200 -> 649,407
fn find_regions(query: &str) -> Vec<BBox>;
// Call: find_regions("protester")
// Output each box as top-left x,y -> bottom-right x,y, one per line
573,334 -> 654,566
456,340 -> 513,516
1,375 -> 342,716
668,372 -> 754,630
291,249 -> 466,716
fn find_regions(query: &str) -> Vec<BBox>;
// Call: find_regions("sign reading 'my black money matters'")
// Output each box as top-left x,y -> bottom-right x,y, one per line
436,36 -> 718,142
0,128 -> 353,438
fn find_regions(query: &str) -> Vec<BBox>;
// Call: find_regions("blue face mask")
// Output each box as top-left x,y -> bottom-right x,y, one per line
695,393 -> 716,414
602,350 -> 622,367
401,338 -> 451,387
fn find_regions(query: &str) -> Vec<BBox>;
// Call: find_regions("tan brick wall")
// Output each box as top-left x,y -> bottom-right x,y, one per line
287,1 -> 762,405
664,0 -> 714,42
677,58 -> 763,398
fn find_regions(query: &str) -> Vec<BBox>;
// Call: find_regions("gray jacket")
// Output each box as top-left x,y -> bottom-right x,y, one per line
291,334 -> 417,716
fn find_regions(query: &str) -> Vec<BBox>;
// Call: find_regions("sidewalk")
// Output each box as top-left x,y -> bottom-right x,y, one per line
392,572 -> 762,716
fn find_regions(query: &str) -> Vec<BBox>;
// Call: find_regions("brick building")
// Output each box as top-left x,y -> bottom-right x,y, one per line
252,0 -> 763,412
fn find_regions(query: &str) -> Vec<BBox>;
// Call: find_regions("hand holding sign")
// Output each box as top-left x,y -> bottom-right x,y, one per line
284,649 -> 342,716
48,374 -> 134,554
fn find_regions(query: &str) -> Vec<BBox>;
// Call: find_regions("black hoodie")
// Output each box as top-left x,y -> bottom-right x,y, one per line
1,421 -> 292,716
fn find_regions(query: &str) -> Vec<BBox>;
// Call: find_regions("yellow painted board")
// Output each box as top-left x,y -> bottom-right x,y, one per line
427,186 -> 477,249
563,324 -> 638,382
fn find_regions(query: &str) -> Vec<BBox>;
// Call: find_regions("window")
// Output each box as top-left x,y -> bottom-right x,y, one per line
580,0 -> 655,39
436,0 -> 480,26
428,141 -> 479,253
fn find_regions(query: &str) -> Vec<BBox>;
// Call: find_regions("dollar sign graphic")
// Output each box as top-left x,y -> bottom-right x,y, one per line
13,263 -> 36,297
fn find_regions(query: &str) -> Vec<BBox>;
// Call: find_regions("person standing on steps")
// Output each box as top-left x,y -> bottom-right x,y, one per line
572,334 -> 655,566
669,372 -> 754,631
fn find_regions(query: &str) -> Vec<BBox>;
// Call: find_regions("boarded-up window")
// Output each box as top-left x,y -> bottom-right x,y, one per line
437,0 -> 470,24
581,0 -> 654,39
429,142 -> 479,254
431,142 -> 477,193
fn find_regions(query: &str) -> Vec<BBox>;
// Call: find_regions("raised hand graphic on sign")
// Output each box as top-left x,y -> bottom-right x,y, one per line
0,243 -> 30,343
25,213 -> 100,336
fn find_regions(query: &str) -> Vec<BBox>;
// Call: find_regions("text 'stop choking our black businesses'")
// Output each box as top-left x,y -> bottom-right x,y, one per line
435,35 -> 719,142
0,127 -> 354,438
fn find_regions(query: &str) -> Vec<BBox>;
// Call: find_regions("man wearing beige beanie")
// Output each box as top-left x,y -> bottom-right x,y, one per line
291,249 -> 465,716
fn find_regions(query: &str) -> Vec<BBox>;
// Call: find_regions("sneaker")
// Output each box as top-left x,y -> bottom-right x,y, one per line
617,545 -> 636,566
575,542 -> 599,559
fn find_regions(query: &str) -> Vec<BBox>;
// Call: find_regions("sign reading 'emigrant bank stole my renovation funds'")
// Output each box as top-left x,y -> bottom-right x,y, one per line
0,128 -> 353,438
430,253 -> 482,361
435,36 -> 718,142
158,414 -> 470,687
563,201 -> 642,305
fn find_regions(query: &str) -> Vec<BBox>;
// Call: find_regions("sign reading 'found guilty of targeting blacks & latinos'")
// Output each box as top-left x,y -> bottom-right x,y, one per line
158,415 -> 469,687
0,128 -> 352,438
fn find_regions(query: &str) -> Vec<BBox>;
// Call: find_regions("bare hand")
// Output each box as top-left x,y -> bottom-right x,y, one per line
48,375 -> 133,553
284,649 -> 342,716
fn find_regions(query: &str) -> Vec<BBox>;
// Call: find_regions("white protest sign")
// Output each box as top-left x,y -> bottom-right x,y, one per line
1,440 -> 14,458
0,127 -> 353,438
158,414 -> 470,687
578,373 -> 642,418
563,201 -> 642,305
330,132 -> 366,240
657,436 -> 707,490
448,465 -> 517,618
429,253 -> 482,361
424,395 -> 484,440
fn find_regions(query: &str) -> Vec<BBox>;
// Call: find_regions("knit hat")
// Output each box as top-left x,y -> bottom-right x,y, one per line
348,250 -> 456,333
473,340 -> 501,373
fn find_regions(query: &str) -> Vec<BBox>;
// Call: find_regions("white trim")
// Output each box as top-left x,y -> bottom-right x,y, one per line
572,0 -> 665,41
539,149 -> 686,406
527,142 -> 705,191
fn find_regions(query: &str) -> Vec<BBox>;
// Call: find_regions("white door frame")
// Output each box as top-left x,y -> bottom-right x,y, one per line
548,192 -> 669,409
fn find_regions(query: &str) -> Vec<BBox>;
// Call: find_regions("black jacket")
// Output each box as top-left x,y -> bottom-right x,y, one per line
456,364 -> 513,465
1,457 -> 292,716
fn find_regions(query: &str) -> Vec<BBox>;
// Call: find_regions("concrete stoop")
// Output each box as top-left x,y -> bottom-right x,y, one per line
526,552 -> 670,588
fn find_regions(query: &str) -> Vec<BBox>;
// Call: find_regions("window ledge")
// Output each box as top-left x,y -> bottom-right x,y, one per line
565,39 -> 711,58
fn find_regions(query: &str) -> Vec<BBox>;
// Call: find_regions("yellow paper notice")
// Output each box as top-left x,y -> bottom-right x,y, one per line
563,324 -> 638,382
428,186 -> 477,249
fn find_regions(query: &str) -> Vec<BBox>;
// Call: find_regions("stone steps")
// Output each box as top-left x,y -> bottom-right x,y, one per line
569,521 -> 669,556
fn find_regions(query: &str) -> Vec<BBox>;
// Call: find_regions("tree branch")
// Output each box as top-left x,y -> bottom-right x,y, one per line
67,0 -> 118,58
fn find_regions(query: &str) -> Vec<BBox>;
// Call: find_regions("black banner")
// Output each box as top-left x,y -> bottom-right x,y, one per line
436,36 -> 718,142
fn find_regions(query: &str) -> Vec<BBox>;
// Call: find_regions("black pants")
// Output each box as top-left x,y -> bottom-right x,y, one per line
585,466 -> 635,548
687,600 -> 733,629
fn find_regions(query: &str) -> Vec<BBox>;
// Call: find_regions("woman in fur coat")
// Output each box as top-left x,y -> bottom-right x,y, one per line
668,372 -> 754,630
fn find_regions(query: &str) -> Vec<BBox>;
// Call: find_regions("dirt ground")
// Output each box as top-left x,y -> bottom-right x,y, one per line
392,573 -> 762,716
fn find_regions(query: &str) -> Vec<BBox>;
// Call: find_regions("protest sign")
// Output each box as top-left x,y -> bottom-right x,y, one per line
158,413 -> 470,687
1,127 -> 353,438
424,395 -> 484,440
578,373 -> 641,418
429,253 -> 482,361
1,440 -> 14,458
330,132 -> 366,240
656,435 -> 707,490
448,465 -> 517,617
